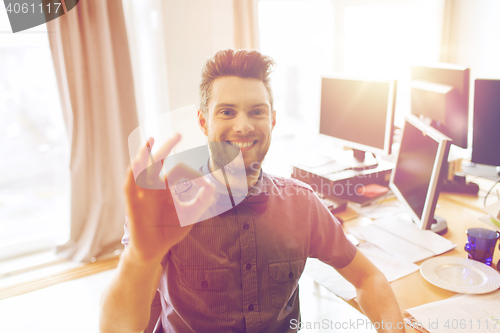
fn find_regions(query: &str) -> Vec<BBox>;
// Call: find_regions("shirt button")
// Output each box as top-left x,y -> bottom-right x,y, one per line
246,263 -> 252,270
201,280 -> 208,288
289,272 -> 294,279
248,304 -> 254,311
243,223 -> 250,230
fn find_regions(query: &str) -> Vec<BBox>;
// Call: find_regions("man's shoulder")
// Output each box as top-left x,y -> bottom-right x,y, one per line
263,173 -> 313,192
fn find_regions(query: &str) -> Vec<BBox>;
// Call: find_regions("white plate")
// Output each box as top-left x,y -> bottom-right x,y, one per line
420,257 -> 500,294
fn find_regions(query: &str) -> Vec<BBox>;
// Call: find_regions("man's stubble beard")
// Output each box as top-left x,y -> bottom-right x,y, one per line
208,139 -> 270,177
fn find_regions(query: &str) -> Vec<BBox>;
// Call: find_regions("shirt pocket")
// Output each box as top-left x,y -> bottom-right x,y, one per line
179,266 -> 230,315
269,259 -> 305,309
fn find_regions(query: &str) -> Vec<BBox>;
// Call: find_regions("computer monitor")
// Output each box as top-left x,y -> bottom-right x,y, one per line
319,76 -> 397,169
390,115 -> 451,234
471,79 -> 500,177
410,64 -> 470,149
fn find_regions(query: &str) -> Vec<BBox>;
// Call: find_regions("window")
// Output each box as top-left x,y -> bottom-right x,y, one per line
0,3 -> 70,261
259,0 -> 334,130
258,0 -> 445,128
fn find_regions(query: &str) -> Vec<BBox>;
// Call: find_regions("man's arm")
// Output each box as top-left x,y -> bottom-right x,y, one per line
99,135 -> 215,333
99,250 -> 162,333
337,250 -> 406,333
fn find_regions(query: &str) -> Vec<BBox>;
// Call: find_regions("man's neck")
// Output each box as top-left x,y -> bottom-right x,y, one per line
209,158 -> 260,191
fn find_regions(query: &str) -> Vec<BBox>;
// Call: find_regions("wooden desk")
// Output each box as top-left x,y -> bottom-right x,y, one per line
339,186 -> 499,332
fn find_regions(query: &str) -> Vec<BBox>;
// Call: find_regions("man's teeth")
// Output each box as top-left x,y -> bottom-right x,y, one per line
228,141 -> 255,148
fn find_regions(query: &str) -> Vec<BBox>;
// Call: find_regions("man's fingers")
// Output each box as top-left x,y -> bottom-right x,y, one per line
123,166 -> 134,193
141,137 -> 155,167
165,162 -> 204,188
131,134 -> 182,187
171,175 -> 215,210
191,175 -> 215,199
132,137 -> 155,179
171,176 -> 216,227
153,133 -> 181,163
191,180 -> 216,211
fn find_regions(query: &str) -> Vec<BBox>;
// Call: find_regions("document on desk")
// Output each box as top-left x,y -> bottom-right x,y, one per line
348,214 -> 456,263
351,197 -> 405,220
304,242 -> 419,301
481,200 -> 500,231
406,290 -> 500,333
480,215 -> 500,232
304,258 -> 357,300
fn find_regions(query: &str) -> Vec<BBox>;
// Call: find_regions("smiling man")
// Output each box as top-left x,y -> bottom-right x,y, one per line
199,53 -> 276,192
100,49 -> 406,333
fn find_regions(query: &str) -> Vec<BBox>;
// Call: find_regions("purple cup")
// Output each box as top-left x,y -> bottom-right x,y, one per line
464,228 -> 499,266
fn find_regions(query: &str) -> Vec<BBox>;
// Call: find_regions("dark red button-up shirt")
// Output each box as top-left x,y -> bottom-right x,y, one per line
123,165 -> 356,332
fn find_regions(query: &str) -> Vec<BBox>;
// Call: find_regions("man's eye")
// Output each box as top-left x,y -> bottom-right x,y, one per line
252,109 -> 265,115
220,110 -> 233,116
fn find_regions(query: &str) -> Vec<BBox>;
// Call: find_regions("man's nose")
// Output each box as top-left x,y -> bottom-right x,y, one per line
232,114 -> 254,134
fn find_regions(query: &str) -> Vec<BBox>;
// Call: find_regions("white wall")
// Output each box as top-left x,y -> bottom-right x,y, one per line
161,0 -> 235,111
124,0 -> 236,153
449,0 -> 500,78
160,0 -> 236,152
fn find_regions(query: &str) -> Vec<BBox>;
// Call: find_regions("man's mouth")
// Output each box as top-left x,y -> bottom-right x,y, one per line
227,140 -> 257,149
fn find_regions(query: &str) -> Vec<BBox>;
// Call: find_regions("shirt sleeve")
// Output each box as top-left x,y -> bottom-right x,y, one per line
308,191 -> 357,269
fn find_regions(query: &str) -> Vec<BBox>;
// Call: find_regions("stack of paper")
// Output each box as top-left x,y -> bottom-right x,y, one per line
406,290 -> 500,333
304,213 -> 456,302
348,214 -> 456,263
304,241 -> 419,301
481,201 -> 500,231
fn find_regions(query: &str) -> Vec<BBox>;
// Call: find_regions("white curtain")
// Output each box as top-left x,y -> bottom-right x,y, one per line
234,0 -> 259,49
47,0 -> 138,262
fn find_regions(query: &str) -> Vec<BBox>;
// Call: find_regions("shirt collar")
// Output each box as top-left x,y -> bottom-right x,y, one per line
201,159 -> 266,198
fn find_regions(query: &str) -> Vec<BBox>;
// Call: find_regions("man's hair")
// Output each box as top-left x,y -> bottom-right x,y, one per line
200,49 -> 275,116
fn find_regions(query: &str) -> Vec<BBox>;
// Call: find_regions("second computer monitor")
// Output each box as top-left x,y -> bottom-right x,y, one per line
390,115 -> 451,233
410,64 -> 470,149
472,79 -> 500,169
319,76 -> 397,158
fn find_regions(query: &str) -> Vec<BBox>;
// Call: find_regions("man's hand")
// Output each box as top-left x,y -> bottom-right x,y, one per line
101,134 -> 216,333
124,134 -> 215,264
338,251 -> 406,332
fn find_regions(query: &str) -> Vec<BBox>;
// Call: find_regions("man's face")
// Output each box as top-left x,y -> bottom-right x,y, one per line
198,76 -> 276,176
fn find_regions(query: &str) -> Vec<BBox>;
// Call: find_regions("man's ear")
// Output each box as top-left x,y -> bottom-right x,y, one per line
271,110 -> 276,130
197,109 -> 209,136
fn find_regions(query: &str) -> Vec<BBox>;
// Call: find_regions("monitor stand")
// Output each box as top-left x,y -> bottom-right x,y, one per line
441,175 -> 480,194
462,162 -> 500,181
331,149 -> 379,172
430,216 -> 448,235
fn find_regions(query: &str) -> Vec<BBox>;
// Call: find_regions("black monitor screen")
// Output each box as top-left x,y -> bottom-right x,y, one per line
411,64 -> 470,149
393,121 -> 439,220
472,79 -> 500,167
319,77 -> 395,155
